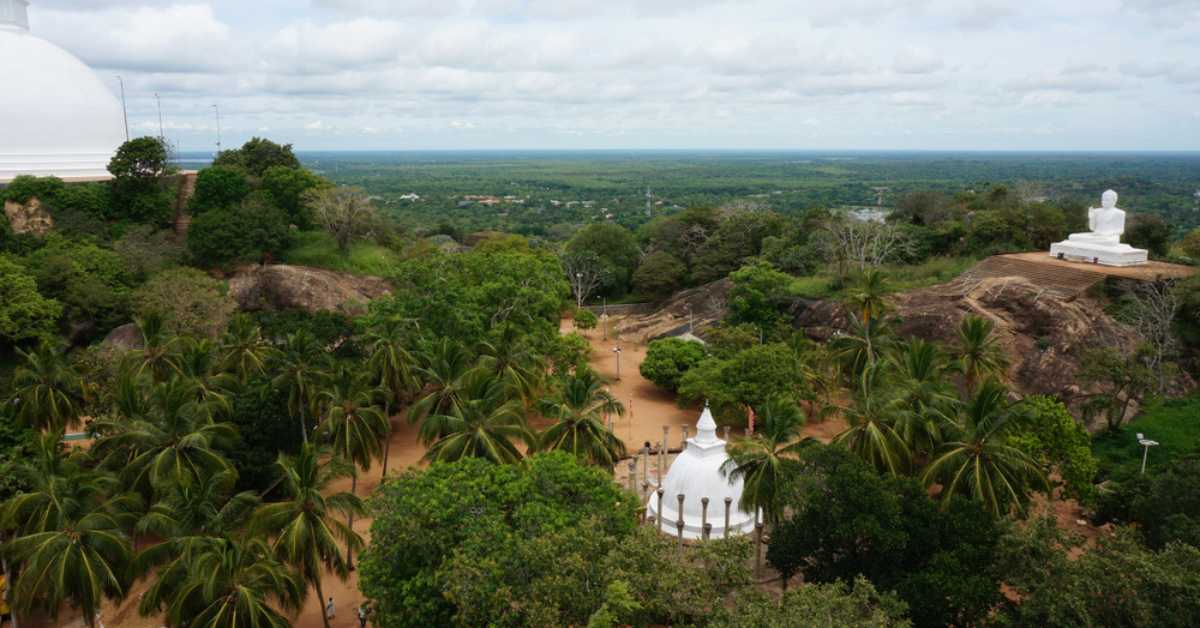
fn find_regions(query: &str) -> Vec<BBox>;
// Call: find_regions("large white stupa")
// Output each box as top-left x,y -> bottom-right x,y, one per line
0,0 -> 126,183
646,404 -> 756,539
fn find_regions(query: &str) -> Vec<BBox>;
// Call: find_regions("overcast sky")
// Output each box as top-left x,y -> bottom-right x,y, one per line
28,0 -> 1200,152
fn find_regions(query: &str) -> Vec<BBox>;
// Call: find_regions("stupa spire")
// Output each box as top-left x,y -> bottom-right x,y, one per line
0,0 -> 29,31
695,402 -> 719,445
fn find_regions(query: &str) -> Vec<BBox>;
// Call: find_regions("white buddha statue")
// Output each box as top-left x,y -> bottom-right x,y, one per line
1069,190 -> 1125,245
1049,189 -> 1147,267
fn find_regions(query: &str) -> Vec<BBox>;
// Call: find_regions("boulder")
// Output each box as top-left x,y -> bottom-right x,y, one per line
228,264 -> 392,314
102,323 -> 143,351
4,197 -> 53,235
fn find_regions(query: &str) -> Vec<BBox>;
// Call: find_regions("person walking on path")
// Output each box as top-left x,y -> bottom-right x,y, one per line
326,597 -> 336,620
357,604 -> 370,627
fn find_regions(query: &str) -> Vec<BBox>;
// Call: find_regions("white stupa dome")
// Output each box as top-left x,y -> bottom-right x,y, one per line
646,404 -> 756,539
0,0 -> 126,183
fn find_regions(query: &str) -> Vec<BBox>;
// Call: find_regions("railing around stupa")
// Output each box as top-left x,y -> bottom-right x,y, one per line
615,422 -> 769,578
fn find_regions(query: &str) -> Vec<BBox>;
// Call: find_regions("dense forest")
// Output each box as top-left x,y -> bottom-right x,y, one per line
3,140 -> 1200,627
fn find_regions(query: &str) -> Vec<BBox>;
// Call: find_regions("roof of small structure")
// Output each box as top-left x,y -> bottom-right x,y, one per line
645,404 -> 756,539
0,1 -> 125,183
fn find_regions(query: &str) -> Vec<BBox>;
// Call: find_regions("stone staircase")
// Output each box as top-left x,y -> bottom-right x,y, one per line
958,255 -> 1107,299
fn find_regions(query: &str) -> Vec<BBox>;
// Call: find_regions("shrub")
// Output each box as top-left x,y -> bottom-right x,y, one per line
640,337 -> 706,391
187,196 -> 292,267
188,165 -> 250,214
131,267 -> 236,338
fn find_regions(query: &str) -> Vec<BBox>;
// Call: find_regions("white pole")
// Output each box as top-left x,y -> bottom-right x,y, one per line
117,76 -> 129,141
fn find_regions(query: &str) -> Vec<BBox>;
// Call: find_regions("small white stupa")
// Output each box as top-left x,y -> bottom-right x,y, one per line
646,404 -> 756,539
0,0 -> 127,183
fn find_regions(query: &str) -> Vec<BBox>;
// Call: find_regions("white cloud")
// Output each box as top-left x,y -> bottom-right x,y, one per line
22,0 -> 1198,150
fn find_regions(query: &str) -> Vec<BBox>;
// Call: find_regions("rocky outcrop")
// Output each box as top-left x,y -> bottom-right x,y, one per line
889,274 -> 1140,405
102,323 -> 143,351
228,264 -> 392,315
3,197 -> 53,235
619,278 -> 732,343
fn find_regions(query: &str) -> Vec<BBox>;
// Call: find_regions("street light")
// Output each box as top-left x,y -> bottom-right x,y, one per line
612,345 -> 622,380
1137,432 -> 1159,475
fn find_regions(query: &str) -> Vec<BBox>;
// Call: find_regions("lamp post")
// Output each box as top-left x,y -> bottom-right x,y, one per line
1137,433 -> 1159,475
116,75 -> 129,142
612,345 -> 622,381
575,272 -> 583,310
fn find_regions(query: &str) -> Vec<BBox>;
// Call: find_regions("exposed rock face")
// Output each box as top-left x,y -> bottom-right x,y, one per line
619,278 -> 732,343
889,274 -> 1140,405
102,323 -> 143,351
4,197 -> 53,235
228,264 -> 392,315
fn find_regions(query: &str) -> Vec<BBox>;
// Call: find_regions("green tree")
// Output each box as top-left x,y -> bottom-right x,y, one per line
220,315 -> 275,383
537,369 -> 627,468
187,197 -> 293,267
107,137 -> 173,224
955,315 -> 1008,393
1078,346 -> 1155,432
212,137 -> 301,177
632,251 -> 687,299
272,330 -> 330,445
566,223 -> 641,296
4,495 -> 136,627
726,261 -> 795,331
887,339 -> 956,457
92,376 -> 236,495
845,268 -> 890,324
1008,395 -> 1097,502
303,186 -> 380,254
640,337 -> 707,391
252,444 -> 364,628
143,537 -> 305,628
359,454 -> 638,627
1126,212 -> 1172,257
132,267 -> 236,339
922,380 -> 1048,516
364,320 -> 417,479
769,445 -> 1003,628
6,342 -> 83,432
834,364 -> 910,476
262,165 -> 325,229
188,165 -> 250,214
0,255 -> 62,348
420,372 -> 533,464
712,577 -> 911,628
723,398 -> 810,525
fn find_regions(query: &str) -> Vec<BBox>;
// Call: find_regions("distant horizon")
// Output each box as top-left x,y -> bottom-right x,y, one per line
175,148 -> 1200,157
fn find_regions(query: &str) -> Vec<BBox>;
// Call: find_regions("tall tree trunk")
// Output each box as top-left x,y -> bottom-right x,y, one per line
380,402 -> 392,481
347,473 -> 357,571
315,576 -> 332,628
299,404 -> 309,445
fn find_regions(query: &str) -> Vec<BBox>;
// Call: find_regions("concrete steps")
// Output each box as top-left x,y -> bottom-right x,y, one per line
961,256 -> 1106,298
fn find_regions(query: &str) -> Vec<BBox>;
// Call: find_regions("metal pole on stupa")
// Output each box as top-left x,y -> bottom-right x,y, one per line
701,498 -> 709,541
676,494 -> 685,551
723,497 -> 732,539
656,489 -> 664,534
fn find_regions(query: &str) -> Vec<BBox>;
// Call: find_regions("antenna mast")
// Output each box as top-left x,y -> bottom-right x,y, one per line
155,93 -> 164,141
212,104 -> 222,154
117,75 -> 129,141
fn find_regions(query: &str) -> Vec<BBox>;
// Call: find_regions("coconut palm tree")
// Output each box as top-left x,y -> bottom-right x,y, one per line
6,342 -> 83,432
886,338 -> 957,457
723,398 -> 812,525
3,491 -> 138,628
955,315 -> 1009,393
477,324 -> 546,408
221,315 -> 275,383
139,536 -> 304,628
91,377 -> 236,495
1,432 -> 115,536
365,321 -> 417,479
537,369 -> 627,468
251,445 -> 363,628
833,364 -> 911,476
317,366 -> 389,570
272,330 -> 330,445
845,268 -> 890,325
922,379 -> 1048,517
177,337 -> 237,421
408,338 -> 482,428
421,372 -> 533,464
127,313 -> 182,383
830,314 -> 895,382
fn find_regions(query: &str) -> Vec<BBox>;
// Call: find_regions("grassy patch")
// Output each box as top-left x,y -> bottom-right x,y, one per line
791,256 -> 978,300
282,231 -> 401,276
1092,395 -> 1200,482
